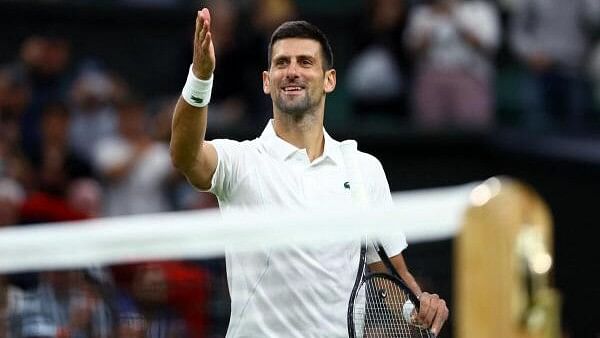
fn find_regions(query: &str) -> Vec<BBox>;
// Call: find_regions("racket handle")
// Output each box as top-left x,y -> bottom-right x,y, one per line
405,300 -> 438,337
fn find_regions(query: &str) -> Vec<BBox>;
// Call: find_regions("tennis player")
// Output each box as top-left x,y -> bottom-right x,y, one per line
170,8 -> 448,337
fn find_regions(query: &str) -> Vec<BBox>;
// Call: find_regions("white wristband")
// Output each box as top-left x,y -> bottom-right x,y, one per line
182,64 -> 213,107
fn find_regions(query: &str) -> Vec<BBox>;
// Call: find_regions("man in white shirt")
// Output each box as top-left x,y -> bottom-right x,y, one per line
170,8 -> 448,337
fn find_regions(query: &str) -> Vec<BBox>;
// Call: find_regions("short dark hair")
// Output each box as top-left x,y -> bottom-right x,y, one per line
268,21 -> 334,70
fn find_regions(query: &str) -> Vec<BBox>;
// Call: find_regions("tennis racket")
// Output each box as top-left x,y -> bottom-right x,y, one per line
351,242 -> 434,338
340,140 -> 433,338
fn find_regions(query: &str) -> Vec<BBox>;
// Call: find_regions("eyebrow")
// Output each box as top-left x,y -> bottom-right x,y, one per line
272,54 -> 317,63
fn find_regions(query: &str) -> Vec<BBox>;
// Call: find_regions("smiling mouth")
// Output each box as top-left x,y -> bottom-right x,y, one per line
281,86 -> 305,93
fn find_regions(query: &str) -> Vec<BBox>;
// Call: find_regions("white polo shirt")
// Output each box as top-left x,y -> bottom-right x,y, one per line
208,120 -> 407,338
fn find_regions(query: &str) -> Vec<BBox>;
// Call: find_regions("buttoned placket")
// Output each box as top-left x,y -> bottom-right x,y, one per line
290,150 -> 344,208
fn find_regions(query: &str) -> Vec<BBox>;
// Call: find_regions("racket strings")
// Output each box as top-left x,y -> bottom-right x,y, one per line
352,276 -> 432,338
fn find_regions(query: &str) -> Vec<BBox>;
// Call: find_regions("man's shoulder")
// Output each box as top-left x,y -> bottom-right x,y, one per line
207,137 -> 265,168
327,136 -> 384,171
208,137 -> 261,150
355,149 -> 384,168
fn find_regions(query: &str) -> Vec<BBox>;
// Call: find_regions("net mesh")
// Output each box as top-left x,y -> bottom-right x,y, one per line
0,184 -> 473,338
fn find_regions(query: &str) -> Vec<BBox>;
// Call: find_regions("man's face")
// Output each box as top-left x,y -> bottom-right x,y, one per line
263,38 -> 335,117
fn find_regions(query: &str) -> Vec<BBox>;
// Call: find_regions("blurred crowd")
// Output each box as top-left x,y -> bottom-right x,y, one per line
0,3 -> 226,335
1,0 -> 600,337
348,0 -> 600,132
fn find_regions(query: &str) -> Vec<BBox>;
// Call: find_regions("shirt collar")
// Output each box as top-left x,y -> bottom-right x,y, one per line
259,119 -> 342,165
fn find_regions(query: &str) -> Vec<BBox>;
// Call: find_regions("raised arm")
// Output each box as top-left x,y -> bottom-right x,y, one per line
170,8 -> 218,190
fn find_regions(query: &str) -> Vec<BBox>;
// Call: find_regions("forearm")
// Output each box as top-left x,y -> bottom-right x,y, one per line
386,255 -> 449,335
171,7 -> 215,181
397,269 -> 423,299
170,98 -> 208,173
371,254 -> 423,298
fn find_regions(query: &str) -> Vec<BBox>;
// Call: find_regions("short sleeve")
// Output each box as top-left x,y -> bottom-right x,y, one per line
207,139 -> 246,199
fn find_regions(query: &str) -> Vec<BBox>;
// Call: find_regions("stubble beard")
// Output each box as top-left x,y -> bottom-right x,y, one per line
274,90 -> 316,118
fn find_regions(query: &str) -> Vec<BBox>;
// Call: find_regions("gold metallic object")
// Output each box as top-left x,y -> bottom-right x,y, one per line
456,177 -> 560,338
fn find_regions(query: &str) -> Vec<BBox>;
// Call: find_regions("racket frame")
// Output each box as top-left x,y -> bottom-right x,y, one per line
348,245 -> 432,338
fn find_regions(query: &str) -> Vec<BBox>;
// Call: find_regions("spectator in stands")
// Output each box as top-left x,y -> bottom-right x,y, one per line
346,0 -> 411,121
509,0 -> 600,131
405,0 -> 500,131
68,68 -> 120,161
28,102 -> 95,192
0,147 -> 32,195
17,35 -> 72,155
114,264 -> 176,338
0,65 -> 30,151
20,101 -> 96,224
0,72 -> 34,191
111,262 -> 215,338
93,97 -> 173,216
10,270 -> 113,338
67,178 -> 104,219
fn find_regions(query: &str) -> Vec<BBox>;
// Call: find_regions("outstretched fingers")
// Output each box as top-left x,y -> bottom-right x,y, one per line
196,12 -> 208,48
202,31 -> 212,54
194,11 -> 203,48
201,9 -> 211,47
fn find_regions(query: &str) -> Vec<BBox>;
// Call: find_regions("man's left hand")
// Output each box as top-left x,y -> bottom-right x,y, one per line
415,291 -> 449,337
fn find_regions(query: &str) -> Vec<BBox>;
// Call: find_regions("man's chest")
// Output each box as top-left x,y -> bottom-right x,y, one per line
233,157 -> 353,209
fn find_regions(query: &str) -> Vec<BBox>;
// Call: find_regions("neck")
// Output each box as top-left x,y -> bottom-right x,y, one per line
273,110 -> 325,162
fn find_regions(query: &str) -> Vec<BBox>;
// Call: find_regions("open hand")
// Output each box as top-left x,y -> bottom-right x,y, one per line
192,8 -> 215,80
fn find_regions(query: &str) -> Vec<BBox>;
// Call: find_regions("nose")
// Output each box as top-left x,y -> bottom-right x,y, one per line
285,61 -> 299,79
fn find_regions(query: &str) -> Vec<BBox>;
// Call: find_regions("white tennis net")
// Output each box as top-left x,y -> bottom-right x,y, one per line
0,183 -> 474,273
0,182 -> 477,338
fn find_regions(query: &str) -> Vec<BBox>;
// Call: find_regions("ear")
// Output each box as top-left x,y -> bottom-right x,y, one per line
324,69 -> 336,94
262,71 -> 271,94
